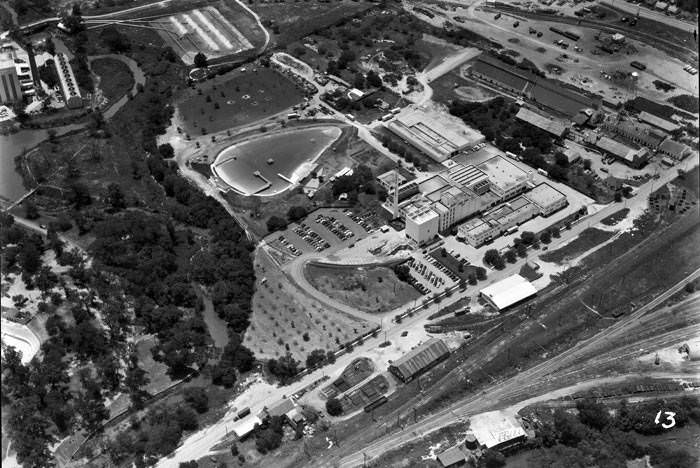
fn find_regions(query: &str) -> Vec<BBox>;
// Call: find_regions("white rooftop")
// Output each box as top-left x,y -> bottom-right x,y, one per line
480,274 -> 537,310
469,410 -> 526,448
232,416 -> 262,438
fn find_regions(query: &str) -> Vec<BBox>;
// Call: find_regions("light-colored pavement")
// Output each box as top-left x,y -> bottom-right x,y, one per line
0,318 -> 41,364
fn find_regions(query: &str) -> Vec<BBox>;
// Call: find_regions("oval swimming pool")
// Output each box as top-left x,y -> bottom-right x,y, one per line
212,126 -> 341,196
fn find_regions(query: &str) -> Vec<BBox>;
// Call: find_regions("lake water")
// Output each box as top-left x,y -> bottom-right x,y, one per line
212,126 -> 341,196
0,124 -> 84,203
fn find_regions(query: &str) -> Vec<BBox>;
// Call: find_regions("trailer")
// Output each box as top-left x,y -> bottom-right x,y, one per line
630,61 -> 646,71
549,26 -> 580,41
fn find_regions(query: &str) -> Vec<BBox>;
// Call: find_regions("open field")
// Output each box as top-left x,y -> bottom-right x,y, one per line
539,228 -> 616,264
244,249 -> 373,362
305,263 -> 422,314
249,0 -> 374,46
177,68 -> 304,135
91,57 -> 134,102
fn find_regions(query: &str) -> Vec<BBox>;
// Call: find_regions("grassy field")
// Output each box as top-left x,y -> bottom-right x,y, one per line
600,208 -> 630,226
305,263 -> 422,314
244,250 -> 373,362
91,57 -> 134,102
540,228 -> 616,264
431,69 -> 499,105
177,68 -> 304,135
250,0 -> 374,46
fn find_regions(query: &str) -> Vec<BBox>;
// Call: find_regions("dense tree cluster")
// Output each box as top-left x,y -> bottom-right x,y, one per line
267,353 -> 301,383
331,164 -> 375,200
526,397 -> 700,467
254,416 -> 285,454
483,249 -> 505,270
325,397 -> 343,416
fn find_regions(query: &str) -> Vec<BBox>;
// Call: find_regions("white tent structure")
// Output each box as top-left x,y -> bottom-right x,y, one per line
480,274 -> 537,311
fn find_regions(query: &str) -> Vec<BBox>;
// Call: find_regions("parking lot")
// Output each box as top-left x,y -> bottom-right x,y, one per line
405,253 -> 459,294
267,208 -> 383,262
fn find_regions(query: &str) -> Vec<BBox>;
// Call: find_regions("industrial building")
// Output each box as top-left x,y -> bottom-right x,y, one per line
469,410 -> 527,450
456,183 -> 565,246
515,107 -> 570,138
657,139 -> 690,161
388,338 -> 450,382
525,183 -> 567,216
468,54 -> 600,117
404,203 -> 439,244
585,133 -> 650,168
54,53 -> 83,109
0,53 -> 22,104
391,156 -> 536,245
637,111 -> 680,134
232,416 -> 262,440
0,41 -> 35,104
602,117 -> 665,150
480,274 -> 537,311
386,107 -> 484,162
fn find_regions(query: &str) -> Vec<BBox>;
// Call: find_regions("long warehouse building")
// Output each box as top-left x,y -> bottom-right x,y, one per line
389,338 -> 450,382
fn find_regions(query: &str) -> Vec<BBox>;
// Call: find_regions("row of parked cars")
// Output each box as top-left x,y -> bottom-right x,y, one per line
407,257 -> 446,291
344,210 -> 378,234
295,224 -> 331,252
278,235 -> 302,256
426,254 -> 460,283
316,214 -> 355,241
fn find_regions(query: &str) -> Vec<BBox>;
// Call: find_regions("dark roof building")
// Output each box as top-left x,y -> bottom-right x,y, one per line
468,54 -> 600,117
658,139 -> 690,160
389,338 -> 450,382
515,107 -> 569,138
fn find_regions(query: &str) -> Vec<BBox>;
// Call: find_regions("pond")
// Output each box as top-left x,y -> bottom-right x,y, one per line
0,124 -> 84,203
212,126 -> 341,196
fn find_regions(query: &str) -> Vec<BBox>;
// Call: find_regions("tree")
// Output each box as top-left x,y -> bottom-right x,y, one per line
287,206 -> 308,223
583,159 -> 592,170
554,151 -> 569,167
366,70 -> 382,88
194,52 -> 208,69
267,353 -> 300,383
483,249 -> 505,269
266,216 -> 287,233
520,231 -> 536,245
475,267 -> 487,281
24,201 -> 39,219
614,191 -> 623,203
306,349 -> 326,369
326,397 -> 343,416
576,398 -> 609,430
479,449 -> 506,468
183,387 -> 209,413
106,183 -> 126,211
540,230 -> 552,244
504,249 -> 517,263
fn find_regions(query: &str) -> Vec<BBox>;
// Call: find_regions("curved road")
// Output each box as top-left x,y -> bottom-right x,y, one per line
1,318 -> 41,364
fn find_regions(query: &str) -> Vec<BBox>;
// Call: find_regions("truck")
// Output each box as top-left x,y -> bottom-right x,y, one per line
537,168 -> 549,177
505,151 -> 518,160
345,113 -> 356,121
236,407 -> 251,419
630,61 -> 646,71
380,113 -> 393,122
287,112 -> 300,119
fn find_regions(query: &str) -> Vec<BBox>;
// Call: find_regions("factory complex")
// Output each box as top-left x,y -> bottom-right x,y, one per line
380,148 -> 569,246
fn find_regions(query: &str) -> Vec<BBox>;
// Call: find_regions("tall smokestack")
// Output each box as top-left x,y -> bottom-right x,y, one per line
393,170 -> 399,219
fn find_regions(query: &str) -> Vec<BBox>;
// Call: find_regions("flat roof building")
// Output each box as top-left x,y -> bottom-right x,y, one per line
386,107 -> 484,162
232,416 -> 262,440
515,107 -> 570,138
0,53 -> 22,104
54,53 -> 82,109
389,338 -> 450,382
480,274 -> 537,311
477,156 -> 533,200
469,410 -> 527,450
525,183 -> 568,216
405,204 -> 439,245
